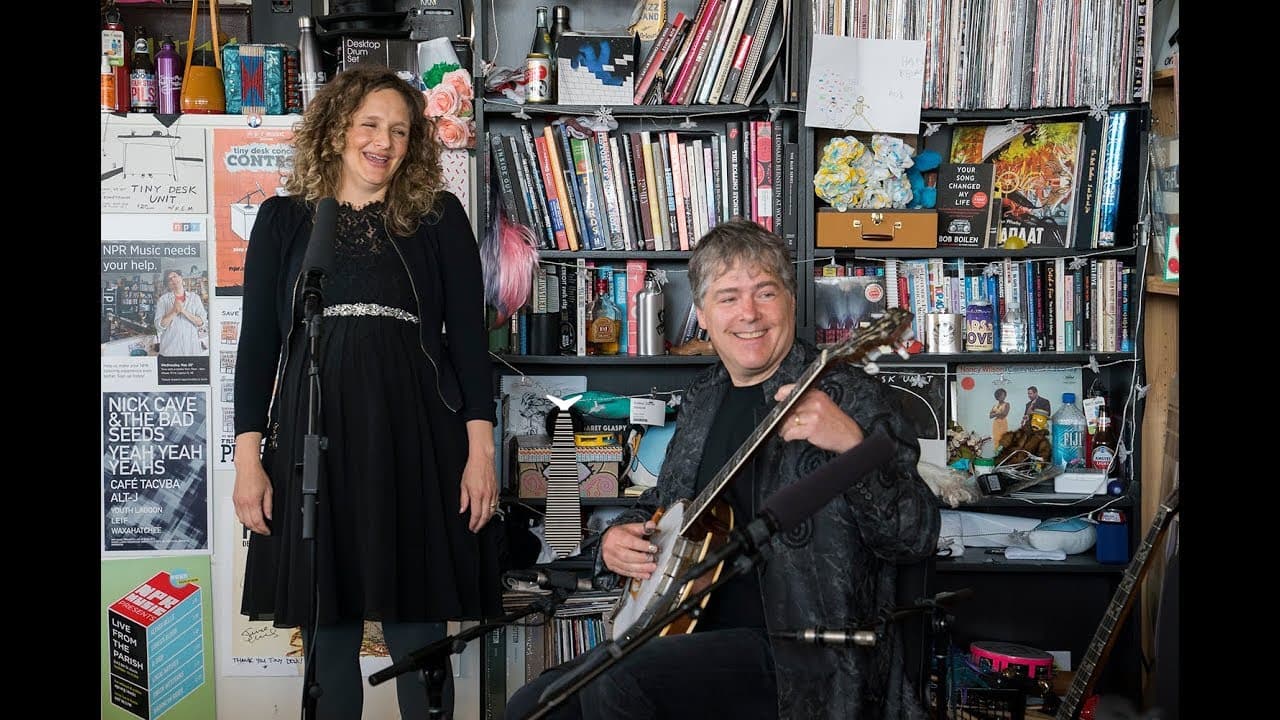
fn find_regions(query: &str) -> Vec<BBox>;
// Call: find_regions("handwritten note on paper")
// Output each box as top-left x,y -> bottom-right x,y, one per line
804,36 -> 926,134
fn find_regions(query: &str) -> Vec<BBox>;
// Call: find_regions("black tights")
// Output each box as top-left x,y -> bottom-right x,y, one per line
302,621 -> 452,719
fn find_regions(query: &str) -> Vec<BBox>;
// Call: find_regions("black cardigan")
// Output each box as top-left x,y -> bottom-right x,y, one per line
233,193 -> 495,439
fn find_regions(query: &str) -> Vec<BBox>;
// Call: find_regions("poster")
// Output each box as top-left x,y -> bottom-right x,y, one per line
876,365 -> 947,467
211,298 -> 243,471
212,127 -> 294,296
102,215 -> 211,387
804,36 -> 925,133
103,391 -> 210,553
101,115 -> 209,214
102,556 -> 215,720
952,363 -> 1083,457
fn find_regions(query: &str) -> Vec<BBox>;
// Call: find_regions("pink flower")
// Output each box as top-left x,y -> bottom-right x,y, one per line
435,114 -> 474,150
457,95 -> 473,118
424,85 -> 461,118
440,68 -> 473,99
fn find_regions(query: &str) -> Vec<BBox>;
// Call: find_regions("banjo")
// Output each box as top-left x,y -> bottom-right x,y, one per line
607,308 -> 915,641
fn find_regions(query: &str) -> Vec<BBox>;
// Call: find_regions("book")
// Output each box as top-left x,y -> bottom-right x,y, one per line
1095,110 -> 1130,247
813,275 -> 887,346
935,163 -> 998,248
950,121 -> 1085,248
633,12 -> 687,104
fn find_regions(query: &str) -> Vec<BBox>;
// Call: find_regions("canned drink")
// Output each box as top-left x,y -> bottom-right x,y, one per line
525,54 -> 552,103
964,300 -> 994,351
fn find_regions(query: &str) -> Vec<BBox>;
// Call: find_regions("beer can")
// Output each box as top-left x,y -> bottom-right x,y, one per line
525,54 -> 552,103
964,300 -> 995,351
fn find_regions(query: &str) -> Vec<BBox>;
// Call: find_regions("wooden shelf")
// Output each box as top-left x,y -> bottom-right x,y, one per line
1145,276 -> 1180,296
1153,68 -> 1177,85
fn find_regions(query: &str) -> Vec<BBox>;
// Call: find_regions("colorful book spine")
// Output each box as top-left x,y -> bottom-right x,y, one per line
632,12 -> 687,104
541,126 -> 579,251
1095,110 -> 1129,247
533,135 -> 570,250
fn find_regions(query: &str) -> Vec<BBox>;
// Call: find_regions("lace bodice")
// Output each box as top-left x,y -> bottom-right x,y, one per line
327,201 -> 416,312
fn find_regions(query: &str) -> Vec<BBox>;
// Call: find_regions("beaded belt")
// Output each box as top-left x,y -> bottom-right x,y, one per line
322,303 -> 420,324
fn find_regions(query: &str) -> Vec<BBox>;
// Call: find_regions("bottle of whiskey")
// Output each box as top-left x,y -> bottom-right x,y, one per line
587,277 -> 620,355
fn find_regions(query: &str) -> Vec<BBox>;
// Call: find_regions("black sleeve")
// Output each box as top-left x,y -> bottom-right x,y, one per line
832,368 -> 941,563
434,192 -> 497,424
233,197 -> 288,437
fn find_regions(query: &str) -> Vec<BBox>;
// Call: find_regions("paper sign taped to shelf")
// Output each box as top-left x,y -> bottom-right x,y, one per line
629,398 -> 667,426
805,36 -> 925,133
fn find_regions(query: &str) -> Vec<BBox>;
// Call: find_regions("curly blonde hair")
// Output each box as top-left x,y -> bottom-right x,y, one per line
284,66 -> 444,236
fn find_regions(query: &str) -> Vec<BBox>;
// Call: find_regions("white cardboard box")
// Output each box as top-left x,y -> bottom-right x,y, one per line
1053,470 -> 1109,495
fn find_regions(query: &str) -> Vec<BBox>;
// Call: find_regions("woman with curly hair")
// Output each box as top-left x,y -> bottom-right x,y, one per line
232,65 -> 500,718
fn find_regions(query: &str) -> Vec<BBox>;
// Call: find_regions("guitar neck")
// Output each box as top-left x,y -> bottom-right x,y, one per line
1057,497 -> 1178,719
679,349 -> 831,536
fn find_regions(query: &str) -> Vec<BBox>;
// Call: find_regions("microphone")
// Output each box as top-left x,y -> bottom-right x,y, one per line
668,431 -> 897,595
301,197 -> 338,307
758,430 -> 896,535
505,569 -> 593,592
770,627 -> 879,647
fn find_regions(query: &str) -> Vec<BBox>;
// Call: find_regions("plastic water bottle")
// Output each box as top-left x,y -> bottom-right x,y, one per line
1050,393 -> 1087,469
1000,302 -> 1026,353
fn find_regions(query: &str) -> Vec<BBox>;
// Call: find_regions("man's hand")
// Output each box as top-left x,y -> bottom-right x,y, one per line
602,521 -> 659,580
776,384 -> 864,453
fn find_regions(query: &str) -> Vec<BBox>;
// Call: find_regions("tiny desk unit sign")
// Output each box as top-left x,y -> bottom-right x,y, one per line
555,32 -> 639,106
108,571 -> 204,719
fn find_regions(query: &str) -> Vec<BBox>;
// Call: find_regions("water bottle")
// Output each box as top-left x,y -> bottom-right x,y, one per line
1050,393 -> 1087,469
298,16 -> 326,109
155,35 -> 182,115
1000,302 -> 1026,353
636,278 -> 665,356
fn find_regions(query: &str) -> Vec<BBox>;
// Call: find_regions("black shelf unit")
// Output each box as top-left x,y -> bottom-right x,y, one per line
935,553 -> 1128,574
494,353 -> 719,366
813,246 -> 1139,259
944,494 -> 1132,511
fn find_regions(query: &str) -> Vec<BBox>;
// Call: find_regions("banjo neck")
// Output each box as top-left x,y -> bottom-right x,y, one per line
679,351 -> 832,536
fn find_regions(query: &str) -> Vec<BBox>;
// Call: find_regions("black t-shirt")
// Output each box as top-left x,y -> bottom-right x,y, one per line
693,382 -> 769,631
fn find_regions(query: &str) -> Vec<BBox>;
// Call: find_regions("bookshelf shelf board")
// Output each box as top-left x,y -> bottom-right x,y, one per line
538,250 -> 694,260
1153,68 -> 1177,85
494,353 -> 720,366
1145,276 -> 1179,296
482,100 -> 769,117
843,351 -> 1135,364
920,103 -> 1150,121
813,246 -> 1138,260
500,496 -> 638,507
935,553 -> 1127,574
945,495 -> 1132,511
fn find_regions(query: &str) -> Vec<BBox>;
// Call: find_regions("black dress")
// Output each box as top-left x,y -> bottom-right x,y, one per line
242,201 -> 491,628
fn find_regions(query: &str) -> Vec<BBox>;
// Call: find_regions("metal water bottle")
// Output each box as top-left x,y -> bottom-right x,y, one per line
636,278 -> 666,356
298,16 -> 326,109
155,35 -> 182,115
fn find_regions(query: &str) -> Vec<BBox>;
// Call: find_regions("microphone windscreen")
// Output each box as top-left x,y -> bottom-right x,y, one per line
760,431 -> 895,533
303,197 -> 339,278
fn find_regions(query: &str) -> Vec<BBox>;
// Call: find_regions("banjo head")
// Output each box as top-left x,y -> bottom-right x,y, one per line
606,500 -> 694,640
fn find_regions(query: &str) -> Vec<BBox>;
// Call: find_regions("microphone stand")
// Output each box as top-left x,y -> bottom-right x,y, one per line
524,522 -> 774,720
301,289 -> 327,720
369,591 -> 570,718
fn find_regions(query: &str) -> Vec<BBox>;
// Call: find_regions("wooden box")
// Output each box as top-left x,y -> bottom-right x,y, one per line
816,208 -> 938,249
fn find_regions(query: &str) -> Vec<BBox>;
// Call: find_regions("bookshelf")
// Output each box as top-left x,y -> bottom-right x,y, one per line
475,0 -> 1157,715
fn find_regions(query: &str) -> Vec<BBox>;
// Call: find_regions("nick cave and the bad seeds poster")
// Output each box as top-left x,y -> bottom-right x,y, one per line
103,390 -> 210,553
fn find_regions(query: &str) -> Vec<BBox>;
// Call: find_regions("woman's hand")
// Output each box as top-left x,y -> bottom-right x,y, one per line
459,454 -> 498,533
602,521 -> 659,580
459,420 -> 498,533
233,433 -> 273,535
775,384 -> 864,453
